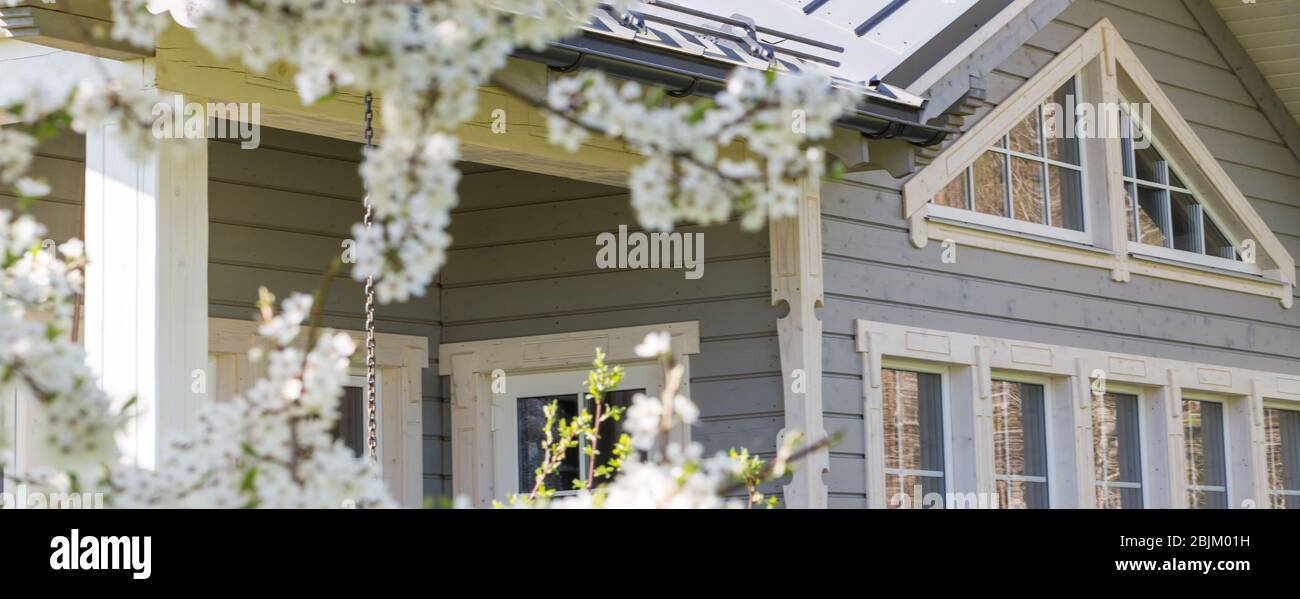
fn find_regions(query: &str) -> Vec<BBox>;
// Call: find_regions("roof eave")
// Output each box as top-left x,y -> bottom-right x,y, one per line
515,33 -> 952,147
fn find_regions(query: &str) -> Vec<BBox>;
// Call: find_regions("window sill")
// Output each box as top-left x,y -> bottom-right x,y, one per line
913,211 -> 1292,308
928,204 -> 1092,246
1128,243 -> 1262,278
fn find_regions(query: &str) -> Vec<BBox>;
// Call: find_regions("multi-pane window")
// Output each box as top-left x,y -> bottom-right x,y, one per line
992,380 -> 1049,508
934,78 -> 1084,232
1093,392 -> 1143,508
881,368 -> 945,508
1264,407 -> 1300,509
516,389 -> 638,493
1121,113 -> 1239,260
1183,399 -> 1228,509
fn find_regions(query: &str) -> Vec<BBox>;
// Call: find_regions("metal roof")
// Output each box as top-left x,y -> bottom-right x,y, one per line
582,0 -> 982,108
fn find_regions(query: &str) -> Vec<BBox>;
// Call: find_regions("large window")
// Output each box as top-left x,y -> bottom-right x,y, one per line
1264,407 -> 1300,509
881,368 -> 946,508
934,78 -> 1085,235
992,380 -> 1049,508
1093,392 -> 1143,508
1121,113 -> 1240,264
1183,399 -> 1228,509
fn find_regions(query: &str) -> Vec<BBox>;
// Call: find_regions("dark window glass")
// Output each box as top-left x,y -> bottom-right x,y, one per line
1136,185 -> 1169,247
1203,216 -> 1236,260
1184,399 -> 1228,509
1170,192 -> 1201,253
1094,393 -> 1143,508
517,394 -> 581,493
1265,408 -> 1300,510
934,172 -> 968,210
332,385 -> 366,458
1043,79 -> 1079,165
517,390 -> 640,493
972,150 -> 1008,217
992,380 -> 1049,508
882,369 -> 945,508
1010,156 -> 1046,225
1048,165 -> 1084,231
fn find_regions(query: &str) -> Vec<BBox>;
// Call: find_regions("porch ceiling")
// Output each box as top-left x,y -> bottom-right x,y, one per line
1214,0 -> 1300,129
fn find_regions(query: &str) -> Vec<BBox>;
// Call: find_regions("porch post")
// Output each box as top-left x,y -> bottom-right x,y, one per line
770,178 -> 829,508
84,93 -> 208,469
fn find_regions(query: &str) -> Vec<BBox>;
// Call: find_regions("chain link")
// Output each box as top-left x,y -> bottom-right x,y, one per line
363,91 -> 378,464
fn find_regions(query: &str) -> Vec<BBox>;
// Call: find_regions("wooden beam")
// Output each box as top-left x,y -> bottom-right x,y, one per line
84,88 -> 209,469
0,3 -> 150,61
152,25 -> 642,187
770,178 -> 829,509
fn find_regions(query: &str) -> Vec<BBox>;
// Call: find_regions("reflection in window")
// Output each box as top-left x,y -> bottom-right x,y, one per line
1121,111 -> 1240,261
516,389 -> 638,493
1093,393 -> 1142,508
1264,407 -> 1300,509
992,380 -> 1049,508
1183,399 -> 1228,509
932,78 -> 1083,232
882,369 -> 945,508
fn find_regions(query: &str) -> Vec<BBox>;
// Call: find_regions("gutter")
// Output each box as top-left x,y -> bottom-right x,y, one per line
514,33 -> 952,146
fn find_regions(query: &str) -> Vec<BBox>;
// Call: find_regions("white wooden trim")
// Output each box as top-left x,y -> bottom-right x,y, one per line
900,18 -> 1296,306
855,318 -> 1300,508
84,82 -> 209,470
206,317 -> 429,508
438,322 -> 701,506
770,177 -> 829,509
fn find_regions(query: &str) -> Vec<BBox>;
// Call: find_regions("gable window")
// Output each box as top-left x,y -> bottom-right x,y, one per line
1264,406 -> 1300,509
991,380 -> 1049,508
1183,398 -> 1228,509
904,20 -> 1295,307
1121,113 -> 1242,266
881,368 -> 946,508
933,78 -> 1086,241
1093,392 -> 1143,508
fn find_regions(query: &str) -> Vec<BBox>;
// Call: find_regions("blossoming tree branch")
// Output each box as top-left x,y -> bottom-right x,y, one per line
0,0 -> 850,508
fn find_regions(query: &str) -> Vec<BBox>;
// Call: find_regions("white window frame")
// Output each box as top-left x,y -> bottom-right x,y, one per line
989,371 -> 1054,508
1262,401 -> 1300,508
879,358 -> 954,508
900,18 -> 1296,308
494,364 -> 662,498
207,317 -> 427,508
928,73 -> 1092,246
857,318 -> 1300,508
1092,382 -> 1148,509
1180,392 -> 1232,508
439,322 -> 701,507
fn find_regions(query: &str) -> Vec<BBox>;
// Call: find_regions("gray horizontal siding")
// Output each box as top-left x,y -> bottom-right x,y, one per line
206,127 -> 452,498
0,130 -> 84,241
821,0 -> 1300,507
443,170 -> 783,499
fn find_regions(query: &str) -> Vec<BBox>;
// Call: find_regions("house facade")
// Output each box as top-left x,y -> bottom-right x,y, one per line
1,0 -> 1298,509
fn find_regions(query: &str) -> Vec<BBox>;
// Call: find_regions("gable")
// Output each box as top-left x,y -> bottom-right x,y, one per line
902,18 -> 1297,308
